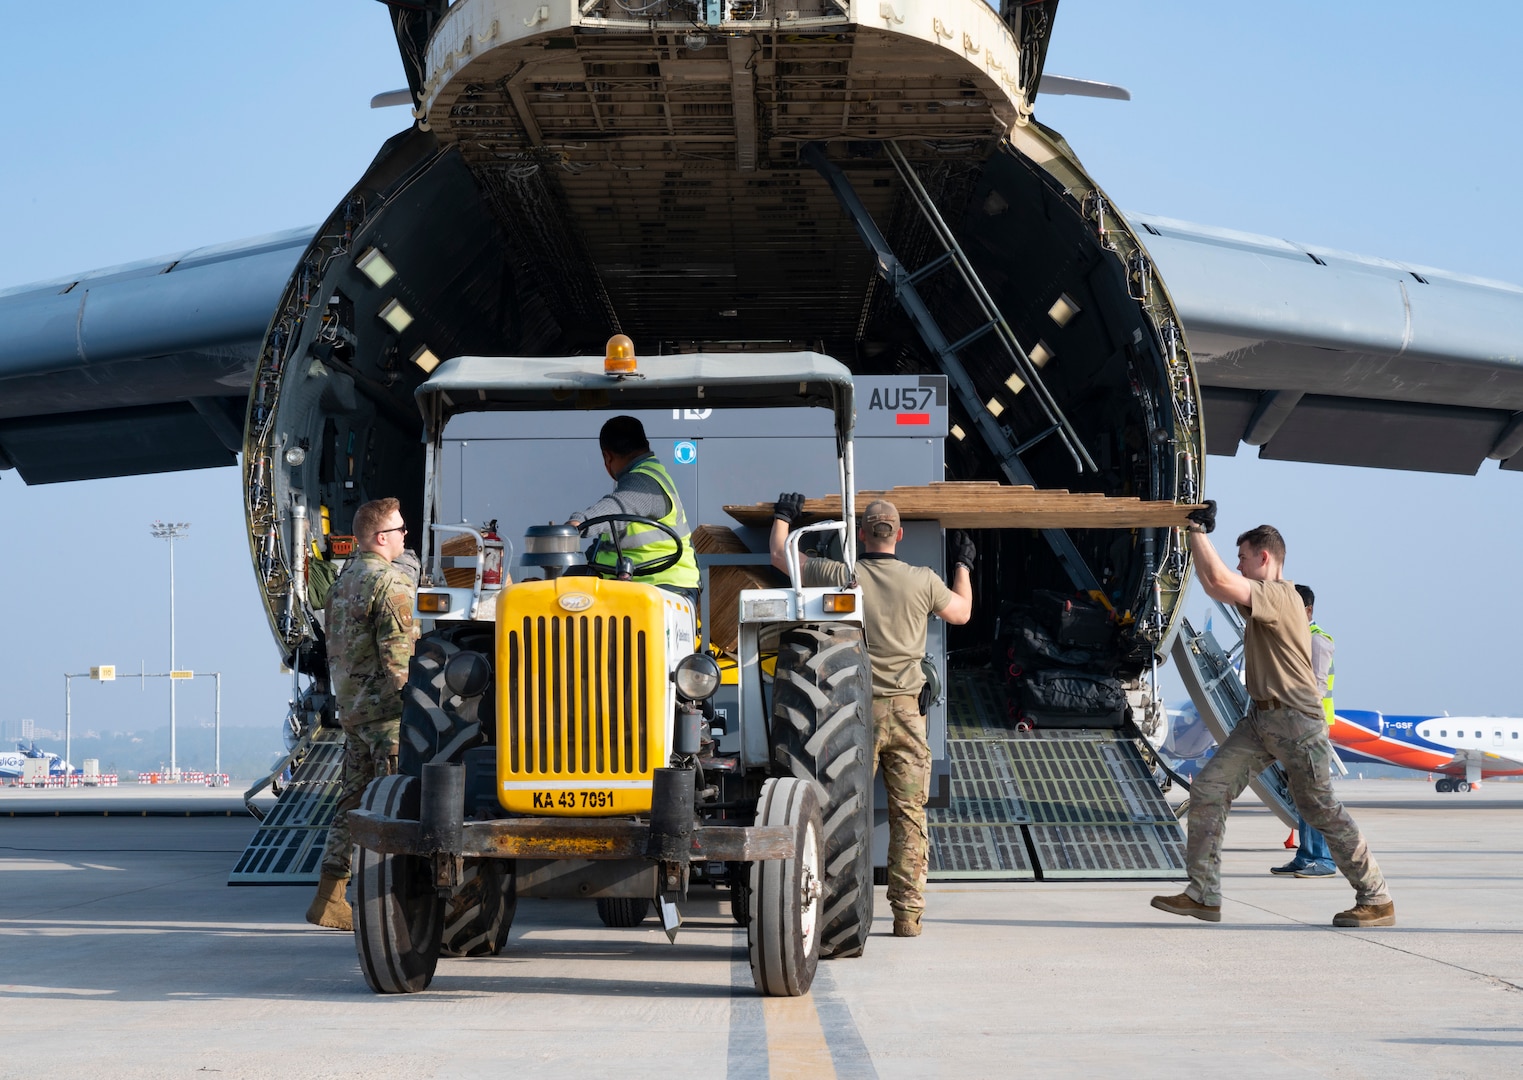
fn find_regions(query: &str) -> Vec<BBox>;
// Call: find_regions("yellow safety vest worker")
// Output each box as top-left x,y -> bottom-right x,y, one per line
592,457 -> 700,589
1309,622 -> 1335,725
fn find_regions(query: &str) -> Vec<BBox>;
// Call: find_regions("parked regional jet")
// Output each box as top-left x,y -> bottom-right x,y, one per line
1331,712 -> 1523,793
0,742 -> 73,781
1155,701 -> 1523,796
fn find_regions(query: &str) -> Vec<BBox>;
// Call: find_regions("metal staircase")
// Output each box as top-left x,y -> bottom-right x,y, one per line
803,141 -> 1101,593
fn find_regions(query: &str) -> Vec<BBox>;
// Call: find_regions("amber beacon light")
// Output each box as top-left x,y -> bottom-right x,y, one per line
604,334 -> 637,375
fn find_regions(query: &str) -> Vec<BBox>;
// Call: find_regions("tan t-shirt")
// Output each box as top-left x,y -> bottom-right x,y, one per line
804,552 -> 952,698
1236,579 -> 1323,718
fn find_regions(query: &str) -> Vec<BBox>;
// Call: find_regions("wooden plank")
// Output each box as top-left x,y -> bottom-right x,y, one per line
692,525 -> 782,653
723,482 -> 1203,530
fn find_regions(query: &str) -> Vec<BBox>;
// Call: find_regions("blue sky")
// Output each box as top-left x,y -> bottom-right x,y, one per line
2,1 -> 1521,757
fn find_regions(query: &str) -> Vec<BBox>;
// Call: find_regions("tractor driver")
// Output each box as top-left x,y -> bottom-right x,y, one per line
567,415 -> 700,600
770,495 -> 974,938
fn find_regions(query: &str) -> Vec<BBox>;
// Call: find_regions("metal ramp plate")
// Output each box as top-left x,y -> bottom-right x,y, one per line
947,667 -> 1016,738
928,821 -> 1035,879
1007,732 -> 1176,826
1027,823 -> 1186,879
228,728 -> 345,885
930,673 -> 1185,882
928,738 -> 1035,879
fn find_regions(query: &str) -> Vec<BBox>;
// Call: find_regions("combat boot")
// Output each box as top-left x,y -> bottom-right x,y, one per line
305,873 -> 352,931
1150,892 -> 1222,922
1332,901 -> 1395,927
892,910 -> 922,937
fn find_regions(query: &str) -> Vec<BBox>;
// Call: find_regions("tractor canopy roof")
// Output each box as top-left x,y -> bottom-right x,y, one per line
415,350 -> 855,443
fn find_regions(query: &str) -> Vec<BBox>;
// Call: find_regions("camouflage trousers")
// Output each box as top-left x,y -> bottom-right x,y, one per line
1186,705 -> 1389,907
873,695 -> 931,917
320,717 -> 400,879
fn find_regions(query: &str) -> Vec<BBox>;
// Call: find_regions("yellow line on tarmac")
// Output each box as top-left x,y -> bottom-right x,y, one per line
762,993 -> 835,1079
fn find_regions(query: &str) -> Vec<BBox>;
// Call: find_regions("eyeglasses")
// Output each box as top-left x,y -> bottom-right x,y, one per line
375,525 -> 407,539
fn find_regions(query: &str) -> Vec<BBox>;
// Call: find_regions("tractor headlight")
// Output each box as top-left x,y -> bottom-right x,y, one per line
673,653 -> 721,701
443,650 -> 491,698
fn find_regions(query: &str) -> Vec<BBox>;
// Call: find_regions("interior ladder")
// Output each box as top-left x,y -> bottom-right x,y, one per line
803,141 -> 1101,593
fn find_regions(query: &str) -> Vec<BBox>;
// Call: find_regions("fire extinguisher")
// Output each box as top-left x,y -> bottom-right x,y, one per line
481,520 -> 505,588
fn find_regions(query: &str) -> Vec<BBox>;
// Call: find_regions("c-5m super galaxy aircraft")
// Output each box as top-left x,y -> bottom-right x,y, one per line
3,1 -> 1522,882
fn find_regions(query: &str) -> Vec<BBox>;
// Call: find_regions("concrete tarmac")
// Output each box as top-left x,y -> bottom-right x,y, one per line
1,779 -> 1519,1079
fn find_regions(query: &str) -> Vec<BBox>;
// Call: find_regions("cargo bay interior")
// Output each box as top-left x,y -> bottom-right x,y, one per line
241,14 -> 1199,883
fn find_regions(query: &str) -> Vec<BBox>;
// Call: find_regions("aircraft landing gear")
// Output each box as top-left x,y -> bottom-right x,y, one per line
1458,780 -> 1473,792
1435,778 -> 1453,793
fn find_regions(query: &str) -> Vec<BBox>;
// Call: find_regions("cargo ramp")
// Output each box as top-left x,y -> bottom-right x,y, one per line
928,672 -> 1185,881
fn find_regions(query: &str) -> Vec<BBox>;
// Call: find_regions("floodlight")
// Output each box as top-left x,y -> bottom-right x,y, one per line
1047,293 -> 1080,327
356,247 -> 397,288
378,298 -> 414,333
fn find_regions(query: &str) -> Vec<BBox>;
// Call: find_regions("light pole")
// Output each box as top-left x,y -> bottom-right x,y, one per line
150,520 -> 190,780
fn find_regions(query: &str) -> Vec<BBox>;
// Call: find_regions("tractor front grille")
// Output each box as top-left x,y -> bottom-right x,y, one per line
503,613 -> 651,777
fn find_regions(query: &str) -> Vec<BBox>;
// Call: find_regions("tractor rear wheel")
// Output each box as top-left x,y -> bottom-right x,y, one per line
354,774 -> 444,993
400,625 -> 494,776
596,897 -> 652,927
769,624 -> 874,959
748,777 -> 824,997
729,863 -> 752,927
399,625 -> 505,955
441,859 -> 516,957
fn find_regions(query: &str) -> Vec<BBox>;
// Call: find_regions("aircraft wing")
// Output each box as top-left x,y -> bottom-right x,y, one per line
0,228 -> 312,483
1434,746 -> 1523,775
5,210 -> 1523,484
1134,213 -> 1523,476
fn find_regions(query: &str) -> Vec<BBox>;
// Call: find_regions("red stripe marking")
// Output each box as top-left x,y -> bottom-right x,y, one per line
896,413 -> 930,425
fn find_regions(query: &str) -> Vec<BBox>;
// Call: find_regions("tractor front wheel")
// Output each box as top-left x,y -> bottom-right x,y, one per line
354,775 -> 444,993
748,777 -> 824,997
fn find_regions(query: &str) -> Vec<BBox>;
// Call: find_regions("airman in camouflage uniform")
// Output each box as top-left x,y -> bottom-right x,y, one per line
771,496 -> 975,938
306,497 -> 419,931
1152,514 -> 1393,928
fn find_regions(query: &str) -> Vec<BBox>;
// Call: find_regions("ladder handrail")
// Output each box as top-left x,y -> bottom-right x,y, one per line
801,140 -> 1102,595
884,141 -> 1097,474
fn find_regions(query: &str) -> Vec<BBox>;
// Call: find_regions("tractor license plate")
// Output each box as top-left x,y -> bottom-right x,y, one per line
529,790 -> 615,811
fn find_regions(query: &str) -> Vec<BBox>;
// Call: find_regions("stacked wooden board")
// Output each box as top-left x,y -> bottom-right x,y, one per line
724,482 -> 1204,530
690,525 -> 785,653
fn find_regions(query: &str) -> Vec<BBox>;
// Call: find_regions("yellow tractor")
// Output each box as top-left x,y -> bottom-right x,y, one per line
349,345 -> 871,997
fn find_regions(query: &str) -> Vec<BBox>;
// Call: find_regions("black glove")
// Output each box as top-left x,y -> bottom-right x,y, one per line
773,492 -> 806,525
1186,499 -> 1217,534
950,530 -> 976,573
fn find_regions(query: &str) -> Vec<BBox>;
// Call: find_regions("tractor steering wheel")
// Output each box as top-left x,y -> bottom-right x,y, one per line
575,513 -> 684,579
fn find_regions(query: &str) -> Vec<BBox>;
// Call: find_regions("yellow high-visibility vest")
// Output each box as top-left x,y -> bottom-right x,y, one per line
1310,622 -> 1335,725
591,457 -> 700,589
